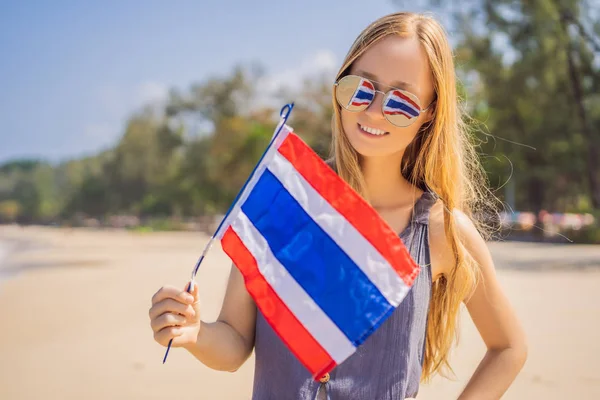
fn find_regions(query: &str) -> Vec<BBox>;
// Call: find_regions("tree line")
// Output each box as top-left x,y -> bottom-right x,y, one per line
1,0 -> 598,237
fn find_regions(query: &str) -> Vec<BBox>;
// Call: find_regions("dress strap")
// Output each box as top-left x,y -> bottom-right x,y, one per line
412,191 -> 438,225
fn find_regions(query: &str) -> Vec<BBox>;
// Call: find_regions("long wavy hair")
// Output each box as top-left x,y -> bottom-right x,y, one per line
330,12 -> 493,381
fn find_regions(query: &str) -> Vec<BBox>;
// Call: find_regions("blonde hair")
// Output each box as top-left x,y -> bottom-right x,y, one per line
331,12 -> 493,381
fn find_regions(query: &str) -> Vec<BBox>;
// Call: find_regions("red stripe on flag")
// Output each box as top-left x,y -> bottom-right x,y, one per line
393,90 -> 420,111
221,226 -> 337,379
361,79 -> 375,90
384,109 -> 413,119
277,133 -> 420,286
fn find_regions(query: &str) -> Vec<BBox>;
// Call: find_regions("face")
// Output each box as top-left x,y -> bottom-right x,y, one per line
337,35 -> 436,159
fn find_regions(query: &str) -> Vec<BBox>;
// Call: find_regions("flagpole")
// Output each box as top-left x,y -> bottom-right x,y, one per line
162,103 -> 294,364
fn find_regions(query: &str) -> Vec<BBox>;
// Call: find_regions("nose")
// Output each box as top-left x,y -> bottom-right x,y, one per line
363,91 -> 386,121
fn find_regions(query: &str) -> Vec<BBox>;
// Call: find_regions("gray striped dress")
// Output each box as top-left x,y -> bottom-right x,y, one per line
251,191 -> 436,400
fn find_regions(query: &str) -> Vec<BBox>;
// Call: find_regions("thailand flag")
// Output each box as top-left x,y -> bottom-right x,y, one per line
215,124 -> 420,380
383,90 -> 420,119
348,78 -> 375,107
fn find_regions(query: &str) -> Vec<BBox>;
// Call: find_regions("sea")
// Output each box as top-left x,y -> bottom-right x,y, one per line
0,239 -> 16,288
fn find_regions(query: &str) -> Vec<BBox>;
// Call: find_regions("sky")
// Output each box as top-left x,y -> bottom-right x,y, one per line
0,0 -> 451,164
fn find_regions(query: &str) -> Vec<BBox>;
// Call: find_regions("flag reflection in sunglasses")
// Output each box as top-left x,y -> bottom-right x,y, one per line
383,90 -> 420,119
349,79 -> 375,107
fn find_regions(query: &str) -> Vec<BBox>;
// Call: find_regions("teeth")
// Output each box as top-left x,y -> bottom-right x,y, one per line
359,124 -> 387,136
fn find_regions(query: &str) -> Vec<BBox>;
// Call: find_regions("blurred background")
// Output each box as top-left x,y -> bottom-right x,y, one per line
1,0 -> 599,399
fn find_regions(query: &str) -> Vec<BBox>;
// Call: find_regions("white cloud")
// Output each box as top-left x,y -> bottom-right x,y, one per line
83,123 -> 117,140
96,81 -> 169,119
313,49 -> 338,72
257,49 -> 338,106
86,80 -> 169,144
85,51 -> 338,143
262,49 -> 337,91
135,81 -> 169,107
96,85 -> 129,119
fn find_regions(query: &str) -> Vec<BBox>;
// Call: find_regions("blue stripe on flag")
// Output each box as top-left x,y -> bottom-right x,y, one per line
241,169 -> 394,345
386,98 -> 419,117
354,90 -> 374,101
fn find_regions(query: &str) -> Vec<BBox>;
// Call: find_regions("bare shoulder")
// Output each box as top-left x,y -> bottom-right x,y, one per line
428,200 -> 490,281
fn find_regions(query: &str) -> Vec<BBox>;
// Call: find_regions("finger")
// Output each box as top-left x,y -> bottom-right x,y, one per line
154,326 -> 183,347
189,280 -> 199,303
149,298 -> 195,320
185,280 -> 194,293
151,312 -> 187,332
151,285 -> 195,306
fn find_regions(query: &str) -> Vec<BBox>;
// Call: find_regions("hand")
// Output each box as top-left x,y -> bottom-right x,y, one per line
149,281 -> 201,349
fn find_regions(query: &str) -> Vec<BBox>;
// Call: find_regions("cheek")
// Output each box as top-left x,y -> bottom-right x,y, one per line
388,111 -> 430,140
340,109 -> 357,128
388,124 -> 420,140
339,110 -> 359,137
390,126 -> 422,150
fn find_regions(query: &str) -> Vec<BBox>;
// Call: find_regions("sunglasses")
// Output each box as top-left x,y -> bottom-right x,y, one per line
334,75 -> 433,127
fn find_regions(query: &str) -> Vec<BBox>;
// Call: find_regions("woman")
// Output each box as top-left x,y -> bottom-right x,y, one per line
149,12 -> 527,400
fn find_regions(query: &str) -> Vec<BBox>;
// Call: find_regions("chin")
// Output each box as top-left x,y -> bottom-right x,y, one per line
343,120 -> 410,159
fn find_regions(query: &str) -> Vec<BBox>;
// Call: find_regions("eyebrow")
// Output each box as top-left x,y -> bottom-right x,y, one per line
354,69 -> 416,91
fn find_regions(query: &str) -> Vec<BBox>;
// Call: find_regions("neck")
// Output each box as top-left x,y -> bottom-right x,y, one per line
361,153 -> 420,209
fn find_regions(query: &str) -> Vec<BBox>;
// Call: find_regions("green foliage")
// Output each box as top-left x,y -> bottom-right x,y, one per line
0,65 -> 334,224
1,1 -> 598,244
563,226 -> 600,244
0,160 -> 44,173
133,218 -> 187,232
444,0 -> 600,212
0,200 -> 21,222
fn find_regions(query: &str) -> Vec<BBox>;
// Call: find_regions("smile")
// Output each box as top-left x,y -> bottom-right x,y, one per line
358,123 -> 389,137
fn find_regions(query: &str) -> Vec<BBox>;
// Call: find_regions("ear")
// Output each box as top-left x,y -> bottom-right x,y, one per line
416,102 -> 436,134
422,100 -> 436,123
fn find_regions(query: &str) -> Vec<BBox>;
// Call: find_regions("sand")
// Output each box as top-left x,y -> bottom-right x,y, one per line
0,225 -> 599,399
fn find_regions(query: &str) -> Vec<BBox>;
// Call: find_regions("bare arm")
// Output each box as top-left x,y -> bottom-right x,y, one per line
185,264 -> 257,372
457,211 -> 527,399
430,206 -> 528,399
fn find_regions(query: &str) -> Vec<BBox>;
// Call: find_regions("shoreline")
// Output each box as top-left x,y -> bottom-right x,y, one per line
0,225 -> 56,286
2,224 -> 599,273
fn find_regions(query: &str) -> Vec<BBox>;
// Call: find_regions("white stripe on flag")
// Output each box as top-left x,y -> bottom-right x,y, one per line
231,211 -> 356,363
268,152 -> 411,307
215,125 -> 292,239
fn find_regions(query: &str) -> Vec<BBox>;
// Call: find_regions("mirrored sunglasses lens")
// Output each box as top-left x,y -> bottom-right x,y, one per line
383,90 -> 421,127
335,75 -> 374,111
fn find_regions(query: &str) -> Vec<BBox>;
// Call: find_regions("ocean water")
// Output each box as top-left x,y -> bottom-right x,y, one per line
0,239 -> 15,286
0,240 -> 8,263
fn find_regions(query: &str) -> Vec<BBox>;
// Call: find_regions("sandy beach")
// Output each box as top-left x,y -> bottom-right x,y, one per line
1,225 -> 599,399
